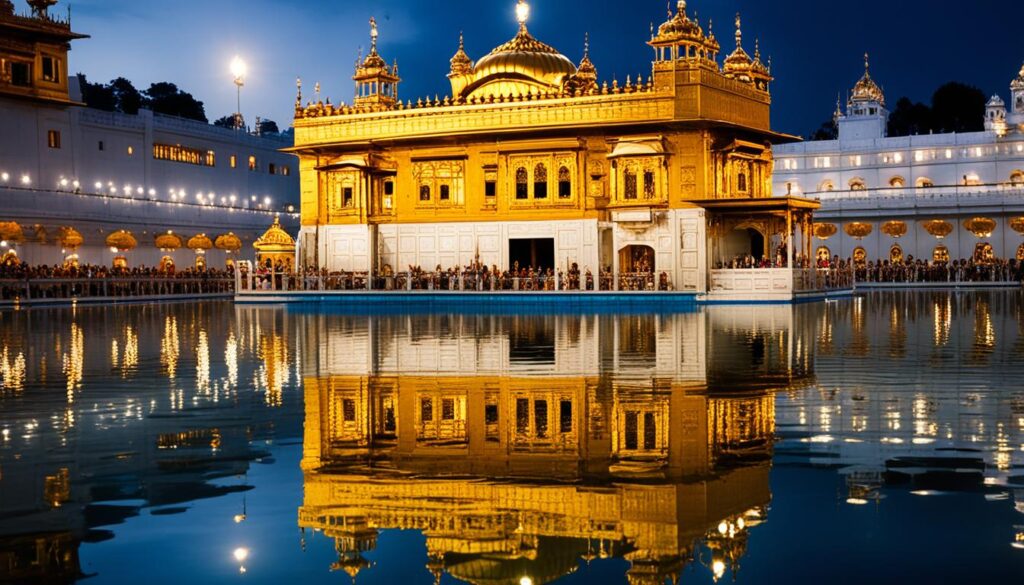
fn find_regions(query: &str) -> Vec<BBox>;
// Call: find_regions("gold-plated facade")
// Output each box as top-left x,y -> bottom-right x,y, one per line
290,0 -> 797,285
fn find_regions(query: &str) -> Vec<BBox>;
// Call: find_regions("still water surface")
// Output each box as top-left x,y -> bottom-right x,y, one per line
0,293 -> 1022,584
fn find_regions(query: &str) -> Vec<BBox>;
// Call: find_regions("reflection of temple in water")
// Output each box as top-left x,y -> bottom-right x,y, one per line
293,307 -> 815,584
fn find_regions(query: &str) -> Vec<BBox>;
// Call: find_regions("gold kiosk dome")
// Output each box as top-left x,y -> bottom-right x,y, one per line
253,216 -> 296,269
450,0 -> 577,100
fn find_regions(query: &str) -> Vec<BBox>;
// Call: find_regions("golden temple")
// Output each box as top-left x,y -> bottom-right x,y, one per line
289,0 -> 819,297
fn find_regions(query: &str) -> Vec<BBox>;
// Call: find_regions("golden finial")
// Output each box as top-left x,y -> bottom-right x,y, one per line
516,0 -> 530,31
295,77 -> 302,106
864,52 -> 870,73
314,82 -> 321,101
583,32 -> 590,59
754,39 -> 760,60
735,13 -> 743,48
369,17 -> 379,53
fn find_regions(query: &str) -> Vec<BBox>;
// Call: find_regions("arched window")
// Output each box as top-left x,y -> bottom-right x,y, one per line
737,172 -> 748,192
1017,243 -> 1024,261
624,169 -> 638,200
159,256 -> 175,272
643,170 -> 656,198
974,242 -> 995,263
916,177 -> 934,188
849,178 -> 866,191
195,255 -> 207,270
419,184 -> 431,201
1010,170 -> 1024,185
816,246 -> 831,264
558,166 -> 572,199
889,244 -> 903,263
889,176 -> 905,188
515,167 -> 529,200
934,245 -> 950,263
533,163 -> 548,199
819,180 -> 835,192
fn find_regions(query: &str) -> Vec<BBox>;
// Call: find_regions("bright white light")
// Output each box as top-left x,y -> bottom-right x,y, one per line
263,197 -> 271,206
233,547 -> 249,562
109,247 -> 119,253
846,498 -> 869,505
136,187 -> 144,195
519,578 -> 533,585
229,195 -> 237,203
230,56 -> 247,80
148,188 -> 156,196
515,0 -> 530,24
0,172 -> 8,182
0,241 -> 7,248
60,178 -> 69,187
20,175 -> 30,185
72,180 -> 80,189
95,181 -> 103,189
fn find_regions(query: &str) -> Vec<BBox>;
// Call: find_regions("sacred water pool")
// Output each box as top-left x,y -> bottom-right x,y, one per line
1,292 -> 1022,584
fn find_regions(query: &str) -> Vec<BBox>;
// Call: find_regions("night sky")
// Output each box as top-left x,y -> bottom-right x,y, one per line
48,0 -> 1024,137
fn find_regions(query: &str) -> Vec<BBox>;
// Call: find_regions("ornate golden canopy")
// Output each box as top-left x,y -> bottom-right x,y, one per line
253,217 -> 296,253
813,223 -> 838,240
923,220 -> 953,240
58,226 -> 83,250
0,221 -> 24,243
155,232 -> 184,251
105,230 -> 137,251
1009,217 -> 1024,235
187,234 -> 214,251
844,222 -> 872,240
215,233 -> 243,252
963,217 -> 997,238
881,221 -> 907,238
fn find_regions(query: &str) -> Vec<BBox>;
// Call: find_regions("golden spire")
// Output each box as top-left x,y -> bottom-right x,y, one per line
850,52 -> 885,106
295,77 -> 302,108
734,13 -> 742,50
369,17 -> 379,54
449,32 -> 473,77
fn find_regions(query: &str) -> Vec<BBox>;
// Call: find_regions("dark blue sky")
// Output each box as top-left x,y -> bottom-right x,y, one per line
52,0 -> 1024,136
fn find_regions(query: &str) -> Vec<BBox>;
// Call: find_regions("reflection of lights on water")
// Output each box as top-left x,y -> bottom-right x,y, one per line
712,560 -> 726,580
846,498 -> 869,505
910,490 -> 942,497
519,578 -> 533,585
911,438 -> 935,445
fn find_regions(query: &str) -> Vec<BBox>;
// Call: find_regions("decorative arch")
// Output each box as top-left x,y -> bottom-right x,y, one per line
1,250 -> 20,266
852,247 -> 867,266
933,245 -> 950,263
515,167 -> 528,199
557,165 -> 572,199
973,242 -> 995,263
889,176 -> 906,188
1017,243 -> 1024,261
816,246 -> 832,263
112,255 -> 128,269
818,179 -> 835,192
159,256 -> 176,272
915,177 -> 934,188
849,177 -> 867,191
1010,170 -> 1024,185
195,255 -> 207,270
889,244 -> 904,263
533,163 -> 548,199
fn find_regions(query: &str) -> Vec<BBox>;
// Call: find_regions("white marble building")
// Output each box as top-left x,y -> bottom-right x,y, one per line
0,1 -> 298,270
774,58 -> 1024,264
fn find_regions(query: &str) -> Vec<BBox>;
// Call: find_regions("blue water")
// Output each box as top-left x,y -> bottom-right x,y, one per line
0,292 -> 1021,584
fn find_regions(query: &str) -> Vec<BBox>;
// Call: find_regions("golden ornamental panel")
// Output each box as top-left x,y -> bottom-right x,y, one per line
58,226 -> 83,250
813,223 -> 838,240
1009,217 -> 1024,235
923,220 -> 953,240
187,234 -> 214,251
155,232 -> 184,251
105,230 -> 137,251
0,221 -> 24,243
880,221 -> 907,239
963,217 -> 997,239
844,222 -> 873,240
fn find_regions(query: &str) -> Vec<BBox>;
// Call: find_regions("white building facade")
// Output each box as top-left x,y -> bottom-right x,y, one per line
0,1 -> 298,270
774,58 -> 1024,264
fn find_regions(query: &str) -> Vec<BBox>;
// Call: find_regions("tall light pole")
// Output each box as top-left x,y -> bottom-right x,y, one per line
230,56 -> 247,130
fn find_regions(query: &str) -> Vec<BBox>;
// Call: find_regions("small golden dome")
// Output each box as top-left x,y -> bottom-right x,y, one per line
254,217 -> 296,252
449,33 -> 473,77
1012,62 -> 1024,91
723,14 -> 753,80
656,1 -> 703,41
850,53 -> 885,106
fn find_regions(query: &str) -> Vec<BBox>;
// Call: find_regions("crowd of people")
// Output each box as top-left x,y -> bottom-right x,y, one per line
0,262 -> 235,300
817,255 -> 1024,284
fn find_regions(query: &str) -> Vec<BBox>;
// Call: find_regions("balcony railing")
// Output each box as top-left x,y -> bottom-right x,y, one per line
237,270 -> 676,294
811,183 -> 1024,211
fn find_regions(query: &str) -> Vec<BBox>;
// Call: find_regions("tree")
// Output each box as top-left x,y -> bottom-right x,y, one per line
257,119 -> 280,135
213,115 -> 236,129
77,74 -> 117,111
143,82 -> 207,122
930,82 -> 985,134
109,77 -> 143,115
809,118 -> 837,141
887,97 -> 932,137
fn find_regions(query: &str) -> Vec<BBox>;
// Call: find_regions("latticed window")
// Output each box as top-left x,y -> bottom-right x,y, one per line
558,166 -> 572,198
516,167 -> 529,199
737,173 -> 748,192
534,163 -> 548,199
419,185 -> 431,201
643,170 -> 655,198
624,170 -> 638,199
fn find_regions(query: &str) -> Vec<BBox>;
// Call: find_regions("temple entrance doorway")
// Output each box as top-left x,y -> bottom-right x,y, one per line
509,238 -> 554,271
618,245 -> 655,274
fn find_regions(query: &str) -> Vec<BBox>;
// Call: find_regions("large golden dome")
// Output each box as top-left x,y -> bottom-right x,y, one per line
454,0 -> 577,100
